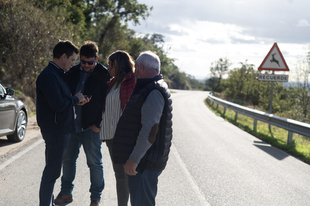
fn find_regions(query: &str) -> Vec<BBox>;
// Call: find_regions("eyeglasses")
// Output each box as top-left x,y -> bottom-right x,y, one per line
80,59 -> 96,65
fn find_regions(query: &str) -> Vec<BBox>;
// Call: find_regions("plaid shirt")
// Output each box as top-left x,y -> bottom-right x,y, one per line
105,72 -> 136,111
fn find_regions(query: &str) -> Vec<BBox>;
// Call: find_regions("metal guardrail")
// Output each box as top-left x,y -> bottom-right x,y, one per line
207,94 -> 310,144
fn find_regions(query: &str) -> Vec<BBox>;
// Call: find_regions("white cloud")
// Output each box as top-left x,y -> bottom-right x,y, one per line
129,0 -> 310,80
297,19 -> 310,27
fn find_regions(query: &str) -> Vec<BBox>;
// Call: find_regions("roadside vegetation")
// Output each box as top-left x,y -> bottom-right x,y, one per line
205,56 -> 310,124
0,0 -> 204,115
204,56 -> 310,164
205,100 -> 310,164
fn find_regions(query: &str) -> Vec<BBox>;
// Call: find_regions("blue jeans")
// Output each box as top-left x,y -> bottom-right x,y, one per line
106,140 -> 129,206
128,165 -> 162,206
39,132 -> 71,206
60,129 -> 104,201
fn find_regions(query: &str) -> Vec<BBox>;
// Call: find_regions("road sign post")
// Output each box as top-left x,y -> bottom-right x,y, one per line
269,71 -> 274,114
258,43 -> 290,116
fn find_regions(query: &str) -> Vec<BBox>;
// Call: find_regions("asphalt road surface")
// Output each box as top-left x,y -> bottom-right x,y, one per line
1,89 -> 310,206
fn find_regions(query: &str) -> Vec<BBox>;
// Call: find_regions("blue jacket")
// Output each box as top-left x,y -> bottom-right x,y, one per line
36,62 -> 79,134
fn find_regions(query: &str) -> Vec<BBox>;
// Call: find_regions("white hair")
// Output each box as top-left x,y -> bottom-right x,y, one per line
135,51 -> 160,73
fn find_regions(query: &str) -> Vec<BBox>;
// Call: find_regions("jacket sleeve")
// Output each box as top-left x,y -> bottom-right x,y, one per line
129,90 -> 165,164
37,72 -> 79,112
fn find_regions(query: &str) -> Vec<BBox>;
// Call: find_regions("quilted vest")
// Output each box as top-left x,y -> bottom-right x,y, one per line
112,75 -> 173,170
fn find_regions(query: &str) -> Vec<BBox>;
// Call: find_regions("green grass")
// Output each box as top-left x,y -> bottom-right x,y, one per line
205,99 -> 310,164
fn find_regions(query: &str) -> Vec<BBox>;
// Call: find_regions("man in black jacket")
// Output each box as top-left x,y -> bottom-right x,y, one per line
37,40 -> 88,206
54,41 -> 110,206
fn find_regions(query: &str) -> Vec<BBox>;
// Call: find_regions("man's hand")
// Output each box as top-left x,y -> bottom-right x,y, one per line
91,125 -> 100,133
124,159 -> 138,176
75,92 -> 84,101
75,93 -> 91,105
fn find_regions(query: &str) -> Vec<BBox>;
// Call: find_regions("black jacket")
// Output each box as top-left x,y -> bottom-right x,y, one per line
68,63 -> 110,129
112,75 -> 173,170
36,62 -> 79,134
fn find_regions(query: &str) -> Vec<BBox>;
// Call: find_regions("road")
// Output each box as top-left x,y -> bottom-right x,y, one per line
1,89 -> 310,206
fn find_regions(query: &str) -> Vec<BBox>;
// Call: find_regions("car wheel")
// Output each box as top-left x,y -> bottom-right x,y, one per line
7,110 -> 27,142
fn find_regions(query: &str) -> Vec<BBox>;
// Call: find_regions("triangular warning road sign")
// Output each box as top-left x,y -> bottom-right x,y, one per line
258,42 -> 289,71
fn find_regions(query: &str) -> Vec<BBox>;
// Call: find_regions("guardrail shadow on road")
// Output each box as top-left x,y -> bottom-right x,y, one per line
253,141 -> 289,161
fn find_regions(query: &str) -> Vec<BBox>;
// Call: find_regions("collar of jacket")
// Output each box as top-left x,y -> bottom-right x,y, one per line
135,74 -> 163,88
49,61 -> 66,74
125,71 -> 135,80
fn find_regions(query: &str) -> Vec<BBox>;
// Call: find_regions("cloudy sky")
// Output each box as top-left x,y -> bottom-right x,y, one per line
129,0 -> 310,80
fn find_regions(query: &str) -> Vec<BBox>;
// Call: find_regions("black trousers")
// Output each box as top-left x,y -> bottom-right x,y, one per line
39,132 -> 71,206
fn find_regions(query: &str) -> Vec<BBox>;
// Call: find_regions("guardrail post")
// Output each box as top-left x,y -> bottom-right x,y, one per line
253,119 -> 257,132
216,103 -> 219,109
223,107 -> 226,116
234,112 -> 238,122
287,131 -> 293,145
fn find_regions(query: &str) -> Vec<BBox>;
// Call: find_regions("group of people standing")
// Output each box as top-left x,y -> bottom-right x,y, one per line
36,40 -> 173,206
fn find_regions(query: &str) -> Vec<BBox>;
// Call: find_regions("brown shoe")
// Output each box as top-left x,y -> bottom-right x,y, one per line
90,200 -> 100,206
54,193 -> 73,205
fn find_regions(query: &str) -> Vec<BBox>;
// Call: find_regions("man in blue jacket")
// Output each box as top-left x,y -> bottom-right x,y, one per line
54,41 -> 110,206
36,40 -> 89,206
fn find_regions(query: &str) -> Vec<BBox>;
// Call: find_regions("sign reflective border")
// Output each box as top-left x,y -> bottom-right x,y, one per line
258,74 -> 289,82
258,43 -> 290,71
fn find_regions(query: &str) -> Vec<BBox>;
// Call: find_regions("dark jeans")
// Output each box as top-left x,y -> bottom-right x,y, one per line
106,140 -> 129,206
39,132 -> 71,206
128,165 -> 162,206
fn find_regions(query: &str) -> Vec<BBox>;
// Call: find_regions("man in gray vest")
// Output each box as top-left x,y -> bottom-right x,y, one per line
112,51 -> 173,206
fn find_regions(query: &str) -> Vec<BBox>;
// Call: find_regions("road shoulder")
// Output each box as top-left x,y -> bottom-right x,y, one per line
0,115 -> 41,160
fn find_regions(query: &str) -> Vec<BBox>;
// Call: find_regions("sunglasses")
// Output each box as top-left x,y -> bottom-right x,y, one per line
80,59 -> 96,65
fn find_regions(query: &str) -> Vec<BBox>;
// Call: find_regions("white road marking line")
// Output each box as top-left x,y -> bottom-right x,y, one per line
0,139 -> 43,171
171,144 -> 211,206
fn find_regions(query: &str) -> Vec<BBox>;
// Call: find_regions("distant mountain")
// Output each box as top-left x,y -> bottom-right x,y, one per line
282,82 -> 310,91
282,82 -> 299,89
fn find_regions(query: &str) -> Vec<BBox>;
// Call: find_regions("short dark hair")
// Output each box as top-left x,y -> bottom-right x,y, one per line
80,41 -> 99,58
53,40 -> 79,59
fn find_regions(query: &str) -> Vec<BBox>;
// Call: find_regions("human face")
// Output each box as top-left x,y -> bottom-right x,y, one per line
63,53 -> 77,73
80,55 -> 97,72
107,60 -> 116,77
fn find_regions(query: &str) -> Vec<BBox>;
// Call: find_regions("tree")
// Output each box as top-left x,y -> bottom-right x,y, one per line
209,58 -> 230,92
224,61 -> 252,100
0,0 -> 205,104
93,0 -> 152,49
286,52 -> 310,123
0,0 -> 81,99
205,77 -> 217,91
